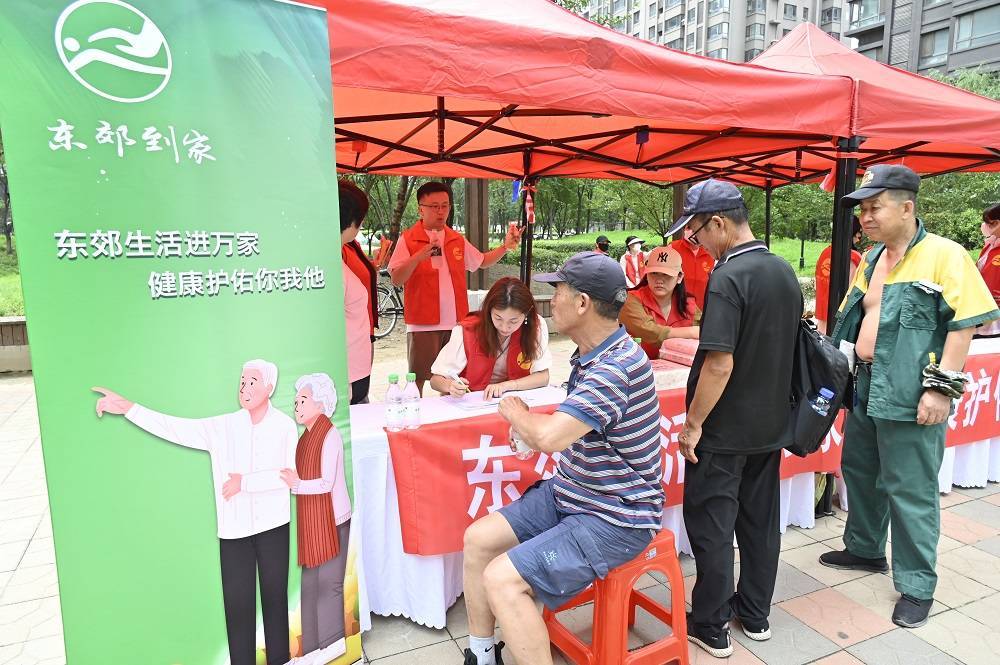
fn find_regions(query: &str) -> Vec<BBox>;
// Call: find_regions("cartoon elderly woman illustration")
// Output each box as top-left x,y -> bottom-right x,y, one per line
280,373 -> 352,664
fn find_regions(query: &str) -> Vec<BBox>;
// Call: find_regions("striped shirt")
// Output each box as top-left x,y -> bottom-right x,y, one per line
554,326 -> 664,530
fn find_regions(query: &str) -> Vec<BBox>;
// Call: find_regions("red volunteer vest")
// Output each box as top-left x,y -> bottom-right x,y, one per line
402,221 -> 469,325
670,238 -> 714,310
458,314 -> 532,390
624,251 -> 647,285
634,284 -> 698,360
979,241 -> 1000,306
814,244 -> 862,323
342,240 -> 378,335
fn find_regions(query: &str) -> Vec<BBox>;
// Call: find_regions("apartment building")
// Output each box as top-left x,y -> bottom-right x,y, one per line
578,0 -> 854,62
846,0 -> 999,73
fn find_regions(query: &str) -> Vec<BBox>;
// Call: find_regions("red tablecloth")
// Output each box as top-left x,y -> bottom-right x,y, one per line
387,353 -> 1000,556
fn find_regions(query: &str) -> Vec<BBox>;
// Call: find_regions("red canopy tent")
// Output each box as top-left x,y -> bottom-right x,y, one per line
324,0 -> 857,188
752,23 -> 1000,182
749,23 -> 1000,328
317,1 -> 1000,289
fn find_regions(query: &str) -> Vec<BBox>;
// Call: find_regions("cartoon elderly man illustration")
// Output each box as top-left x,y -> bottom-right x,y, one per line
93,359 -> 297,665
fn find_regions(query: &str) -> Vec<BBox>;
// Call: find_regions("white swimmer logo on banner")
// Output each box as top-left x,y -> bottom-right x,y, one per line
55,0 -> 171,103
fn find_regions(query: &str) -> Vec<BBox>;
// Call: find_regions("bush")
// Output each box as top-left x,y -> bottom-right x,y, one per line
500,239 -> 607,272
923,208 -> 985,250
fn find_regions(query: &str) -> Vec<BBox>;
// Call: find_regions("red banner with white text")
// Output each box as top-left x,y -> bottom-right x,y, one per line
388,353 -> 1000,555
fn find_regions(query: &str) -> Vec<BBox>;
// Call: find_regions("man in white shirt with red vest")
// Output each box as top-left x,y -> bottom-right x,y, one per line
389,181 -> 522,394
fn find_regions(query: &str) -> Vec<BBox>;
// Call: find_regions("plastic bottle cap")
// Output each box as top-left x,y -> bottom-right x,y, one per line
388,374 -> 399,383
406,372 -> 416,381
819,388 -> 835,398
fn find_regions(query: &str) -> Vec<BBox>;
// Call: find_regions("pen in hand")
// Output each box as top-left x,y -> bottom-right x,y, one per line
448,372 -> 470,397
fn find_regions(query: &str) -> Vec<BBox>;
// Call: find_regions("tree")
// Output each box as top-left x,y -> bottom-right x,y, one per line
917,68 -> 1000,248
551,0 -> 622,27
0,132 -> 11,253
586,180 -> 674,241
345,175 -> 421,254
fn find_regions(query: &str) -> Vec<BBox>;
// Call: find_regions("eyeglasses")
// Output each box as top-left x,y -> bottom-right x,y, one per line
419,203 -> 451,212
688,217 -> 713,244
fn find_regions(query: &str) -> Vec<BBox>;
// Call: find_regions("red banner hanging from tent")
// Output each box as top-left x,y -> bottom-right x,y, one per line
387,354 -> 1000,556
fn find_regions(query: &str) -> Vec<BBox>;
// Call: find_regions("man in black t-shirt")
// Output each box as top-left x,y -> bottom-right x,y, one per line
667,179 -> 803,658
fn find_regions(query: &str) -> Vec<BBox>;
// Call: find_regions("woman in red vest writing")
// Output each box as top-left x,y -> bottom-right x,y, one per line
429,277 -> 552,400
619,245 -> 701,360
977,202 -> 1000,337
280,373 -> 352,665
338,180 -> 378,404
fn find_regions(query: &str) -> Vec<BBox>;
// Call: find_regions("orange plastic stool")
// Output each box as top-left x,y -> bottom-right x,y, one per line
543,529 -> 689,665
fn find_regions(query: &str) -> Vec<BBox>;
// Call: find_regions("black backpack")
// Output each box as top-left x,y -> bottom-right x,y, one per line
784,319 -> 851,457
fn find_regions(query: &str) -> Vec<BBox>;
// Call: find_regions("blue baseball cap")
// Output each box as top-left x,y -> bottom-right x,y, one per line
666,179 -> 746,236
533,251 -> 628,305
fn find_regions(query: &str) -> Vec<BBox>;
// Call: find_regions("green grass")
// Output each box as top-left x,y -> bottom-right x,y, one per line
0,273 -> 22,317
543,232 -> 828,277
0,238 -> 24,317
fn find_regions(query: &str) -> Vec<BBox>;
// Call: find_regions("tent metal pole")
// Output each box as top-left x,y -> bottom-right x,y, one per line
827,136 -> 860,330
765,181 -> 773,249
519,152 -> 535,284
820,136 -> 860,516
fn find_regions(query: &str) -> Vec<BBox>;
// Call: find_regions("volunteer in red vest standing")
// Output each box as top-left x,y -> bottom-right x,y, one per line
976,202 -> 1000,337
670,225 -> 715,310
620,245 -> 701,359
338,180 -> 378,404
620,235 -> 647,288
814,216 -> 863,334
389,182 -> 522,394
429,277 -> 552,400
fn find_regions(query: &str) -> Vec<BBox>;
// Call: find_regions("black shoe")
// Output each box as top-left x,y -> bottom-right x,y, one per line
819,549 -> 889,573
729,593 -> 771,641
687,617 -> 734,658
462,641 -> 505,665
892,595 -> 933,629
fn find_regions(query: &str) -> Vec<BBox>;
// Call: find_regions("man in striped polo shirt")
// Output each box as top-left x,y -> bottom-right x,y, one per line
461,252 -> 663,665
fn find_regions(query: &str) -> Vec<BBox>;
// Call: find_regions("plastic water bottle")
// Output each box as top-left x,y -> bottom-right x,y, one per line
402,372 -> 421,429
509,427 -> 536,460
385,374 -> 404,432
809,387 -> 835,417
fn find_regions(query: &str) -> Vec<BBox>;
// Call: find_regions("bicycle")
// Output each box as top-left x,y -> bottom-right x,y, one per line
375,268 -> 403,339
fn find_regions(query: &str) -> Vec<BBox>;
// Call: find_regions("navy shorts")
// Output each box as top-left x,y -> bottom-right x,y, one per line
498,478 -> 655,610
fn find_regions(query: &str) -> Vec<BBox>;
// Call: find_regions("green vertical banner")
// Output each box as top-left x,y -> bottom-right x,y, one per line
0,1 -> 362,664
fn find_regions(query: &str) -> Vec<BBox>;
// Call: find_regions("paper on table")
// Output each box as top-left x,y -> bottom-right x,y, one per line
448,389 -> 548,411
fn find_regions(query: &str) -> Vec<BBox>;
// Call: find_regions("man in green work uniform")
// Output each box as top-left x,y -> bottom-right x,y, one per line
819,164 -> 1000,628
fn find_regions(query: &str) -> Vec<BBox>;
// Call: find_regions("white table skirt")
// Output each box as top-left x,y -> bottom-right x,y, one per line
351,387 -> 819,631
938,437 -> 1000,492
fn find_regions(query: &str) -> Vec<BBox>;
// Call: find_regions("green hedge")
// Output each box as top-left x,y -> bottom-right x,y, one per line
502,237 -> 829,277
500,239 -> 633,272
